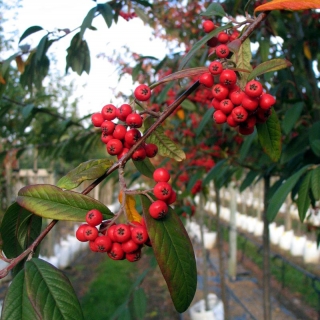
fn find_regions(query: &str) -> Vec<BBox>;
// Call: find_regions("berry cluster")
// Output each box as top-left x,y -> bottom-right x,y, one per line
149,168 -> 177,219
75,209 -> 150,262
91,85 -> 158,160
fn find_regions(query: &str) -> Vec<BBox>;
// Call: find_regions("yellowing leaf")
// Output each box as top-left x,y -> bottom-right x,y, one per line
16,55 -> 25,73
176,109 -> 185,120
0,73 -> 6,85
255,0 -> 320,12
119,192 -> 142,223
303,42 -> 312,60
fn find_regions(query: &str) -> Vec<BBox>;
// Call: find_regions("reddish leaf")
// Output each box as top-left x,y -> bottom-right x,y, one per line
255,0 -> 320,12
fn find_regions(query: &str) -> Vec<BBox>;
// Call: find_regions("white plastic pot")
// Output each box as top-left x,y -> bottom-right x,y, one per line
290,236 -> 306,257
279,230 -> 294,251
189,293 -> 224,320
203,232 -> 217,250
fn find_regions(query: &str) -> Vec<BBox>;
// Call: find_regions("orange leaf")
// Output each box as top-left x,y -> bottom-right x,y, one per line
255,0 -> 320,12
15,55 -> 25,73
176,109 -> 185,120
303,42 -> 312,60
118,191 -> 142,223
0,73 -> 6,85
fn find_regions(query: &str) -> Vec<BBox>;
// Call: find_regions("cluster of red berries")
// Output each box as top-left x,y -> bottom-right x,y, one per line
119,11 -> 138,21
75,209 -> 150,262
149,168 -> 177,219
91,85 -> 158,160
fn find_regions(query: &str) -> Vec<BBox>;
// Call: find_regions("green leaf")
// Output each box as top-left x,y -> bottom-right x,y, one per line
97,3 -> 113,28
179,23 -> 232,70
282,102 -> 304,135
309,121 -> 320,156
146,126 -> 186,161
17,184 -> 113,221
133,158 -> 155,179
239,130 -> 257,162
259,37 -> 270,62
256,109 -> 281,162
247,59 -> 292,81
79,7 -> 97,40
311,167 -> 320,200
240,170 -> 259,192
297,171 -> 312,222
181,99 -> 196,111
57,159 -> 113,190
133,288 -> 147,320
19,26 -> 43,44
231,37 -> 252,87
266,165 -> 311,222
200,3 -> 226,17
0,202 -> 42,259
195,108 -> 214,136
140,196 -> 197,313
203,159 -> 227,185
36,35 -> 48,62
134,6 -> 150,24
25,259 -> 84,320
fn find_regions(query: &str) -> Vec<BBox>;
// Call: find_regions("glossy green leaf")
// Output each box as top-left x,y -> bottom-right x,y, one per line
239,130 -> 257,162
256,109 -> 281,162
133,158 -> 155,179
203,159 -> 227,186
57,159 -> 113,190
141,195 -> 197,313
247,59 -> 292,81
195,108 -> 214,136
259,37 -> 270,62
0,202 -> 42,259
17,184 -> 113,221
80,7 -> 96,40
309,121 -> 320,156
147,126 -> 186,161
311,167 -> 320,200
24,259 -> 84,320
36,35 -> 48,61
19,26 -> 43,44
179,23 -> 232,70
267,165 -> 311,221
1,270 -> 39,320
97,3 -> 113,28
297,171 -> 312,222
240,170 -> 259,192
200,3 -> 226,17
282,102 -> 304,135
181,99 -> 196,111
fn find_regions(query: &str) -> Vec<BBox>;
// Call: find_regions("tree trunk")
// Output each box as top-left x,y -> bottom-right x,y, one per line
262,175 -> 271,320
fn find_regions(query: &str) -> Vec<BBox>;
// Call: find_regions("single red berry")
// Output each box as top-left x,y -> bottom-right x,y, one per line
107,224 -> 118,242
219,99 -> 234,115
245,80 -> 263,98
117,148 -> 129,160
199,72 -> 214,88
229,29 -> 240,41
122,239 -> 140,253
94,235 -> 112,252
229,89 -> 245,105
112,124 -> 127,140
132,146 -> 146,161
149,200 -> 169,219
202,20 -> 215,33
126,113 -> 143,128
126,249 -> 142,262
153,182 -> 172,201
101,133 -> 114,144
227,114 -> 239,127
216,44 -> 230,58
208,61 -> 223,75
108,242 -> 125,260
84,225 -> 99,241
131,226 -> 149,245
134,84 -> 151,101
153,168 -> 170,182
242,115 -> 257,129
217,32 -> 229,44
259,93 -> 276,110
86,209 -> 103,227
75,224 -> 88,242
116,104 -> 133,121
256,108 -> 272,122
212,84 -> 229,100
207,36 -> 219,47
106,139 -> 123,155
91,113 -> 104,127
124,128 -> 141,146
219,69 -> 237,88
165,190 -> 177,205
89,240 -> 99,252
101,120 -> 115,135
231,106 -> 248,123
101,104 -> 117,121
144,143 -> 158,158
114,224 -> 132,243
238,125 -> 255,135
242,94 -> 259,111
211,98 -> 221,110
213,110 -> 227,124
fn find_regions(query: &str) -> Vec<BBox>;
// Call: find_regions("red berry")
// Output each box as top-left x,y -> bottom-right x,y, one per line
207,36 -> 219,47
216,44 -> 229,58
259,93 -> 276,109
116,104 -> 133,121
245,80 -> 263,98
91,113 -> 104,127
211,98 -> 221,110
107,224 -> 118,242
94,235 -> 112,252
134,84 -> 151,101
219,99 -> 234,115
131,226 -> 149,245
86,209 -> 103,227
153,168 -> 170,182
213,110 -> 227,124
165,190 -> 177,205
101,104 -> 117,121
208,61 -> 223,75
153,182 -> 172,201
219,69 -> 237,88
89,240 -> 99,252
84,225 -> 99,241
242,94 -> 259,112
149,200 -> 169,219
76,224 -> 88,242
112,124 -> 127,140
256,108 -> 272,122
229,89 -> 245,105
124,128 -> 141,146
113,224 -> 132,243
106,139 -> 123,155
108,242 -> 125,260
122,239 -> 140,253
199,72 -> 214,88
202,20 -> 215,33
231,106 -> 248,123
212,84 -> 229,100
132,146 -> 146,161
238,125 -> 255,135
117,148 -> 129,160
126,249 -> 142,262
101,120 -> 115,135
217,32 -> 229,44
101,133 -> 114,144
227,114 -> 239,127
144,143 -> 158,158
126,113 -> 143,128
